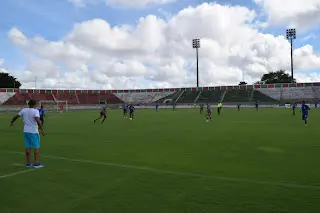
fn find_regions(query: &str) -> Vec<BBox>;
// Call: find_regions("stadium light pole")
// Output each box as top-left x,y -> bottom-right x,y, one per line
192,38 -> 200,88
286,29 -> 296,83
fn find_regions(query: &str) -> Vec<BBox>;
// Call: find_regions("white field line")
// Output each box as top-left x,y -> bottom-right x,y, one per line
2,150 -> 320,190
0,169 -> 34,180
13,163 -> 25,167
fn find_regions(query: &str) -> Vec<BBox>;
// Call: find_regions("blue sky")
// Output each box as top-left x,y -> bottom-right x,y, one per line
0,0 -> 317,68
1,0 -> 320,89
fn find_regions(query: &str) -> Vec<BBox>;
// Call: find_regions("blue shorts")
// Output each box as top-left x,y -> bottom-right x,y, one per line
24,132 -> 40,149
130,111 -> 134,115
302,114 -> 308,120
40,117 -> 44,124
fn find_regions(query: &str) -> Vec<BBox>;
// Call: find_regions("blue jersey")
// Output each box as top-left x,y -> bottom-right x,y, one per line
206,105 -> 211,113
301,104 -> 310,115
123,104 -> 127,110
156,104 -> 159,108
129,106 -> 135,113
38,109 -> 45,119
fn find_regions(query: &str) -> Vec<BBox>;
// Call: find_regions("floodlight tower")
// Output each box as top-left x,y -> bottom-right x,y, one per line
192,38 -> 200,88
286,29 -> 296,83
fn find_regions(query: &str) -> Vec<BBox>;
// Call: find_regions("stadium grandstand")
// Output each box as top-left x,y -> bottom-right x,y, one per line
1,82 -> 320,108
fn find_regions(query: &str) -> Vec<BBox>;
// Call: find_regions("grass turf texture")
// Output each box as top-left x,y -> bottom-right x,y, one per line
0,108 -> 319,213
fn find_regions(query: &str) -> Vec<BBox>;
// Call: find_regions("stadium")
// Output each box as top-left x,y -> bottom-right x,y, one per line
1,1 -> 320,213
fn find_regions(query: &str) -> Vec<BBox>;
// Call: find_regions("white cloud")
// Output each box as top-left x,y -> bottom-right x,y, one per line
7,2 -> 320,89
0,59 -> 4,67
295,72 -> 320,83
255,0 -> 320,30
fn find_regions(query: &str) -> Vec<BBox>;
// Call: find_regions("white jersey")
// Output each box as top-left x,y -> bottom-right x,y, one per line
18,108 -> 40,134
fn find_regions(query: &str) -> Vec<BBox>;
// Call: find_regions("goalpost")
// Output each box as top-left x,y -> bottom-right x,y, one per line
39,100 -> 68,112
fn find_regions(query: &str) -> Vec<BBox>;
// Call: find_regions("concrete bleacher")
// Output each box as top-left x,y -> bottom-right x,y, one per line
0,92 -> 16,104
281,87 -> 314,101
155,91 -> 183,103
223,89 -> 252,103
252,90 -> 278,103
1,92 -> 123,105
176,91 -> 200,103
196,90 -> 223,103
256,88 -> 282,101
1,82 -> 320,106
257,87 -> 317,102
115,92 -> 172,104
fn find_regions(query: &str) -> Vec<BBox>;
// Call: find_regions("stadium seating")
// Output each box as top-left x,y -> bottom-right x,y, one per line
196,90 -> 223,103
54,94 -> 78,104
256,88 -> 282,101
115,92 -> 173,104
281,87 -> 314,101
223,89 -> 252,103
1,82 -> 320,106
176,91 -> 200,103
155,91 -> 184,103
3,93 -> 31,105
0,92 -> 15,104
252,90 -> 278,103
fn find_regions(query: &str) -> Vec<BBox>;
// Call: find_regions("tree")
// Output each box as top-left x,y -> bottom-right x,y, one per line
260,70 -> 296,84
239,81 -> 247,85
0,72 -> 21,88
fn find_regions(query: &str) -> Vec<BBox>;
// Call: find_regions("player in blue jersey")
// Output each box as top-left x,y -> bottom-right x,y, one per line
206,103 -> 212,122
255,101 -> 259,111
301,101 -> 310,126
123,103 -> 128,118
38,105 -> 45,125
292,102 -> 296,115
129,104 -> 135,120
156,103 -> 159,112
94,105 -> 107,124
237,104 -> 241,111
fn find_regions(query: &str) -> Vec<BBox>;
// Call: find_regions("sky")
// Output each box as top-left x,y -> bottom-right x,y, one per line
0,0 -> 320,89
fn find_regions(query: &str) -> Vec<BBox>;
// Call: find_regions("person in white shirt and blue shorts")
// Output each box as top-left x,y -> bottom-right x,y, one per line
10,100 -> 45,168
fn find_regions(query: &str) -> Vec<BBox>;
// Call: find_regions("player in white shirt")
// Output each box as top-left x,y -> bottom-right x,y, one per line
10,100 -> 45,168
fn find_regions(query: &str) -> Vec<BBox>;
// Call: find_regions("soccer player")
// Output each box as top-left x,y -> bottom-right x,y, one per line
156,103 -> 159,112
10,100 -> 45,168
292,102 -> 296,115
172,103 -> 176,111
301,101 -> 310,126
129,104 -> 135,120
94,105 -> 107,124
237,104 -> 241,111
206,103 -> 212,122
123,103 -> 128,118
217,102 -> 223,115
199,103 -> 204,114
255,101 -> 259,111
38,105 -> 45,125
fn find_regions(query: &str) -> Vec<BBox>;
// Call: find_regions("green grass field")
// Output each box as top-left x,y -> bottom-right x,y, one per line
1,108 -> 320,213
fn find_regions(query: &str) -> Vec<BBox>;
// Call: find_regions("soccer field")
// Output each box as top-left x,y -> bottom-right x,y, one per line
0,108 -> 320,213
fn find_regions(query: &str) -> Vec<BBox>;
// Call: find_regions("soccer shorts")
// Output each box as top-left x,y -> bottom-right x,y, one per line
302,114 -> 308,120
24,132 -> 40,149
40,118 -> 44,125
